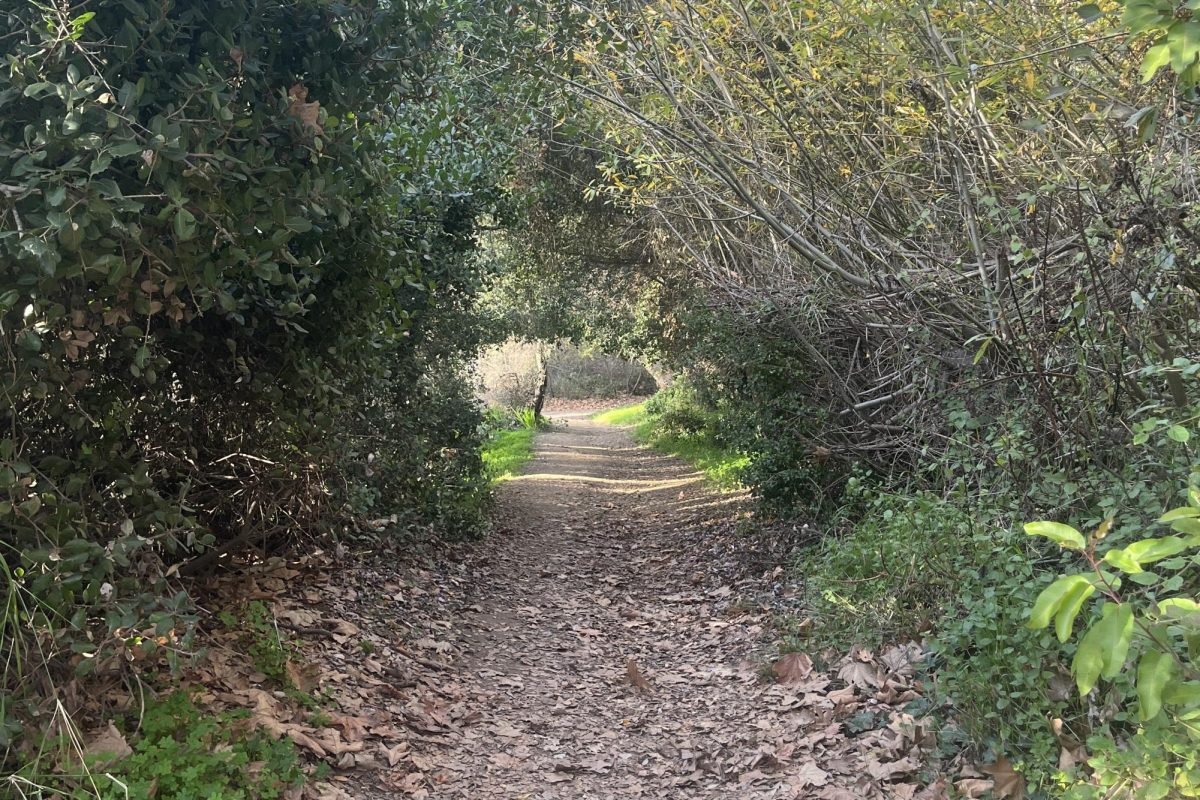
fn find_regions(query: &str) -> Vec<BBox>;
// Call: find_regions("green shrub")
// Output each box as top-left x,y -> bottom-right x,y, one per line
1024,483 -> 1200,798
0,0 -> 519,762
795,484 -> 980,648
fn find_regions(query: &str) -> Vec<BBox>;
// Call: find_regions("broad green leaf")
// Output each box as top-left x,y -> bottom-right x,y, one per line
1141,41 -> 1171,82
1072,604 -> 1131,693
1056,580 -> 1097,643
1170,518 -> 1200,537
1073,621 -> 1106,695
1098,604 -> 1134,680
1028,574 -> 1092,630
1124,536 -> 1193,565
1138,649 -> 1177,720
1169,21 -> 1200,74
1103,547 -> 1144,574
1025,521 -> 1086,550
1159,506 -> 1200,523
173,208 -> 196,241
1164,680 -> 1200,707
1160,598 -> 1200,614
1169,424 -> 1191,443
1127,105 -> 1159,143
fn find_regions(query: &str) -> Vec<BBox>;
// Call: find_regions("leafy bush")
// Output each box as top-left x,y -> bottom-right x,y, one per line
599,384 -> 748,488
0,0 -> 517,766
1025,487 -> 1200,798
795,485 -> 980,648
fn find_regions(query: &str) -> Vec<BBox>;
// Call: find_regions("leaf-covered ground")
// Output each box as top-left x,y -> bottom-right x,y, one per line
161,411 -> 994,798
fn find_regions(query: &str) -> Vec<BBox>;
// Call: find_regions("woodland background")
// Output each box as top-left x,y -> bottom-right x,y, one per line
4,0 -> 1200,797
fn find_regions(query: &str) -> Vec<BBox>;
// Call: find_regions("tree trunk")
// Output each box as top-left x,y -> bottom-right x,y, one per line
532,344 -> 550,419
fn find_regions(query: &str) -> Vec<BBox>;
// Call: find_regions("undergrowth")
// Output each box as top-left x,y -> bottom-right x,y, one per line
13,691 -> 302,800
481,407 -> 545,482
97,691 -> 302,800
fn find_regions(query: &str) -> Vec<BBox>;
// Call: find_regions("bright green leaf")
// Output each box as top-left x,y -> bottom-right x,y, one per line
1028,574 -> 1092,630
1138,649 -> 1177,720
1056,580 -> 1097,643
1025,521 -> 1086,550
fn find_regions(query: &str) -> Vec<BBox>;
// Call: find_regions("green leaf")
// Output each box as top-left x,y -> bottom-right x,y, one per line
1137,649 -> 1177,720
1099,604 -> 1134,680
1025,521 -> 1086,550
1142,41 -> 1171,83
1103,546 -> 1144,574
1160,506 -> 1200,523
1159,597 -> 1200,618
1127,105 -> 1160,142
1028,574 -> 1092,630
1168,21 -> 1200,74
1073,621 -> 1106,696
1076,3 -> 1102,22
1056,580 -> 1097,643
1163,680 -> 1200,707
1125,536 -> 1193,564
1125,1 -> 1171,33
173,207 -> 197,241
1169,425 -> 1191,443
1071,603 -> 1132,694
1170,518 -> 1200,537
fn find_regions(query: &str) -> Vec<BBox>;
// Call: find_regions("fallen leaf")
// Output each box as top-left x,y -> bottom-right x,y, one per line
384,743 -> 408,767
286,659 -> 320,693
980,758 -> 1025,800
954,778 -> 994,798
773,652 -> 814,685
837,661 -> 881,688
626,657 -> 652,692
791,762 -> 829,788
866,756 -> 920,781
83,723 -> 132,767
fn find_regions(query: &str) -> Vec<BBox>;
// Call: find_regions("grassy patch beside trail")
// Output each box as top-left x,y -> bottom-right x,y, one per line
593,402 -> 648,428
594,402 -> 748,489
482,427 -> 537,482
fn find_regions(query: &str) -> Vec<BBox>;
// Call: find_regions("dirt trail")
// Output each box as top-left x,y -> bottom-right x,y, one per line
268,413 -> 938,800
443,413 -> 780,797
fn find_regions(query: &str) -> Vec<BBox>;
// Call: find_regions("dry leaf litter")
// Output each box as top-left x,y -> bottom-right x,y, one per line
78,412 -> 1004,798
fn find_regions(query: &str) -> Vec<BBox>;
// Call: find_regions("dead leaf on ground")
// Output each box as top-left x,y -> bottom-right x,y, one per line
773,651 -> 814,685
626,657 -> 652,692
82,722 -> 132,767
285,659 -> 320,693
791,762 -> 829,788
980,757 -> 1026,800
954,778 -> 994,798
837,660 -> 881,688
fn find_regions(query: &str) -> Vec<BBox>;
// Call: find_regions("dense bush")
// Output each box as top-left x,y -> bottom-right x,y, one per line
0,0 -> 514,768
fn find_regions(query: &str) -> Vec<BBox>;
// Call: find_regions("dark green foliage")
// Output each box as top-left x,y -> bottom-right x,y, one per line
0,0 -> 515,765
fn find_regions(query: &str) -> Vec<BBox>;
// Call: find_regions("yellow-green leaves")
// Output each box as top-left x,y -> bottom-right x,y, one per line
1105,535 -> 1200,575
1073,603 -> 1133,696
1029,574 -> 1093,634
1024,521 -> 1086,550
1160,506 -> 1200,523
1138,649 -> 1177,720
